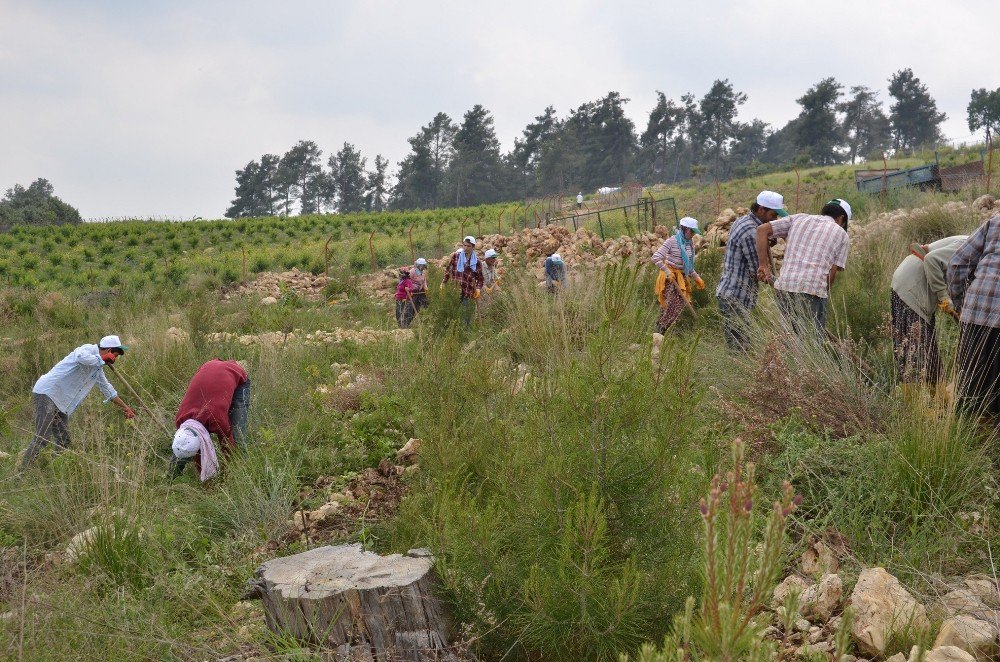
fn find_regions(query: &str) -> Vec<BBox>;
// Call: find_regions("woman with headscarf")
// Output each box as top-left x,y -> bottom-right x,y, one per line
651,217 -> 705,333
395,268 -> 418,328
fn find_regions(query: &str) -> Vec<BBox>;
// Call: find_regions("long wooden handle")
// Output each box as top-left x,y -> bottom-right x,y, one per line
107,364 -> 174,438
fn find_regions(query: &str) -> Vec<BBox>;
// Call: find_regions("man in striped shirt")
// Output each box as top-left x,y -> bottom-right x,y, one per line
756,199 -> 851,342
715,191 -> 788,351
948,215 -> 1000,418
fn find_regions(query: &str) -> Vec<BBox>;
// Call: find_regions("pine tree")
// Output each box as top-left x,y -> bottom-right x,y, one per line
278,140 -> 324,215
365,155 -> 389,212
794,77 -> 844,165
640,92 -> 684,181
838,86 -> 891,163
968,88 -> 1000,144
445,104 -> 503,206
888,69 -> 947,151
329,142 -> 367,214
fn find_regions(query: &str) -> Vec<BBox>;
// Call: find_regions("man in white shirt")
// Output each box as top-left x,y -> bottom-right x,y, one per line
577,192 -> 583,209
20,335 -> 137,469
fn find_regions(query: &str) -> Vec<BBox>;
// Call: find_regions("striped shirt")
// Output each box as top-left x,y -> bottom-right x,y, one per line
949,215 -> 1000,329
651,235 -> 698,277
716,212 -> 763,308
771,214 -> 849,299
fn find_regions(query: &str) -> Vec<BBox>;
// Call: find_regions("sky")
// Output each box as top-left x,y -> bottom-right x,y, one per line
2,0 -> 998,219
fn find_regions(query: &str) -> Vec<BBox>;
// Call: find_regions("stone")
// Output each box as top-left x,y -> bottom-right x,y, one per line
396,438 -> 422,465
0,451 -> 10,460
795,641 -> 832,658
65,526 -> 100,563
886,654 -> 906,662
800,540 -> 839,576
795,618 -> 811,633
801,573 -> 843,622
260,296 -> 278,305
773,574 -> 810,608
850,567 -> 930,656
932,615 -> 999,657
915,645 -> 976,662
964,575 -> 1000,608
974,194 -> 995,211
940,589 -> 991,619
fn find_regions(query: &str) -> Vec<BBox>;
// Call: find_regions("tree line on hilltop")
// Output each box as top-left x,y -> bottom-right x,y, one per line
227,68 -> 972,217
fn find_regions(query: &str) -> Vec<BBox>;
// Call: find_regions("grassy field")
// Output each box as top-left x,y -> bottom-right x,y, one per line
0,159 -> 997,660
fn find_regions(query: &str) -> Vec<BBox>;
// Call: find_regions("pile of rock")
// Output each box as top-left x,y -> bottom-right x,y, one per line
222,268 -> 329,302
768,539 -> 1000,660
204,327 -> 413,347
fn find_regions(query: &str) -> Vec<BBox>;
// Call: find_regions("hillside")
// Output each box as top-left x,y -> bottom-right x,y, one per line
0,162 -> 998,660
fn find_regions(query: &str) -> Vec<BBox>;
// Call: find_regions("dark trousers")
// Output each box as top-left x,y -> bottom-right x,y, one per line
718,297 -> 752,352
957,322 -> 1000,418
776,290 -> 827,343
171,379 -> 251,477
20,393 -> 70,469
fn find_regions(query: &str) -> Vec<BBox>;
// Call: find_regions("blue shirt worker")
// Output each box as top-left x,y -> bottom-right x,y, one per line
544,253 -> 567,293
715,190 -> 788,351
20,335 -> 136,469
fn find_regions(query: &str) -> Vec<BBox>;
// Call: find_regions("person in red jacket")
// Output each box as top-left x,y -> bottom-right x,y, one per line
170,359 -> 250,478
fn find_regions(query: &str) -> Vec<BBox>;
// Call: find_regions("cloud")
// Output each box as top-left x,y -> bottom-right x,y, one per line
1,0 -> 998,217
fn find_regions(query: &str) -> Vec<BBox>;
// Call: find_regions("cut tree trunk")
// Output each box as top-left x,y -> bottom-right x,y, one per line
247,543 -> 457,661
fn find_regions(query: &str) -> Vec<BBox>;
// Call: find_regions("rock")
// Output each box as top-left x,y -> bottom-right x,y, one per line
396,438 -> 422,465
916,645 -> 976,662
0,612 -> 15,622
795,641 -> 832,658
807,625 -> 823,643
773,574 -> 810,608
850,567 -> 930,656
260,296 -> 278,305
974,194 -> 995,211
165,326 -> 189,342
795,618 -> 811,633
940,589 -> 991,619
801,573 -> 843,622
886,654 -> 906,662
932,615 -> 999,657
0,451 -> 10,460
65,526 -> 100,563
800,540 -> 839,576
964,575 -> 1000,608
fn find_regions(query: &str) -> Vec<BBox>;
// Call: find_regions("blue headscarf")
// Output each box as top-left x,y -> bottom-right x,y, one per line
675,228 -> 696,276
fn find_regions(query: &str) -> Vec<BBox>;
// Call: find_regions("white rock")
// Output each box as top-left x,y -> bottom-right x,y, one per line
396,438 -> 422,465
65,526 -> 100,563
773,574 -> 810,608
886,654 -> 906,662
0,451 -> 10,460
851,567 -> 930,656
913,645 -> 976,662
801,573 -> 843,622
932,615 -> 999,657
964,576 -> 1000,608
800,540 -> 839,576
260,296 -> 278,305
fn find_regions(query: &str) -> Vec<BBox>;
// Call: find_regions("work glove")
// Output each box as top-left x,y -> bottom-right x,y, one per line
123,405 -> 137,419
473,289 -> 481,300
694,275 -> 705,290
938,299 -> 959,318
100,351 -> 118,364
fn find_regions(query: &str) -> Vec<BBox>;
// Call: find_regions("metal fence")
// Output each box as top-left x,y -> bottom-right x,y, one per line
546,195 -> 680,239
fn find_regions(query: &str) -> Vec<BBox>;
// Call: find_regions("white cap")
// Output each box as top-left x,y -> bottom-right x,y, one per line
484,249 -> 498,259
172,426 -> 200,459
832,198 -> 852,221
551,253 -> 563,262
463,235 -> 476,245
678,217 -> 702,234
99,335 -> 127,351
415,258 -> 428,266
755,191 -> 788,217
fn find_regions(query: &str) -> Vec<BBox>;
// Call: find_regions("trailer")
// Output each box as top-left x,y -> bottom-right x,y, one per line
855,155 -> 984,194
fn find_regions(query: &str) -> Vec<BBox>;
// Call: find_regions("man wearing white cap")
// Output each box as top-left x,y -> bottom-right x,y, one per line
442,236 -> 484,324
715,191 -> 788,351
20,335 -> 137,469
756,199 -> 852,341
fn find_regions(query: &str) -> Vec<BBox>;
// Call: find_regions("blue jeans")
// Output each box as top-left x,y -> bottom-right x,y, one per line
230,379 -> 251,448
718,298 -> 752,352
775,290 -> 827,343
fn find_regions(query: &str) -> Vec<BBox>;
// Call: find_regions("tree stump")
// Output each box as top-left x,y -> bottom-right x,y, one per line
248,543 -> 457,661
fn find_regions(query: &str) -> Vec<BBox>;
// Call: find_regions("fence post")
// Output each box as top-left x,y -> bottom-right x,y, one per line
670,198 -> 679,225
368,231 -> 377,272
881,153 -> 889,212
496,208 -> 503,235
477,213 -> 483,238
794,166 -> 801,213
596,210 -> 605,240
408,225 -> 415,264
987,135 -> 994,195
437,222 -> 444,259
242,246 -> 248,281
715,180 -> 722,217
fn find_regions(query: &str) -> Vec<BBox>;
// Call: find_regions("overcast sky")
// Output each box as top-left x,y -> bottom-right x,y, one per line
2,0 -> 998,219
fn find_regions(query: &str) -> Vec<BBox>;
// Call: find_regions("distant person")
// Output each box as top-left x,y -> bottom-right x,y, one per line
715,191 -> 788,351
577,192 -> 583,210
544,252 -> 567,293
890,236 -> 966,384
411,257 -> 430,310
481,249 -> 501,305
442,235 -> 484,325
948,215 -> 1000,418
171,359 -> 250,481
756,199 -> 851,342
395,268 -> 418,328
20,335 -> 136,470
651,217 -> 705,333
